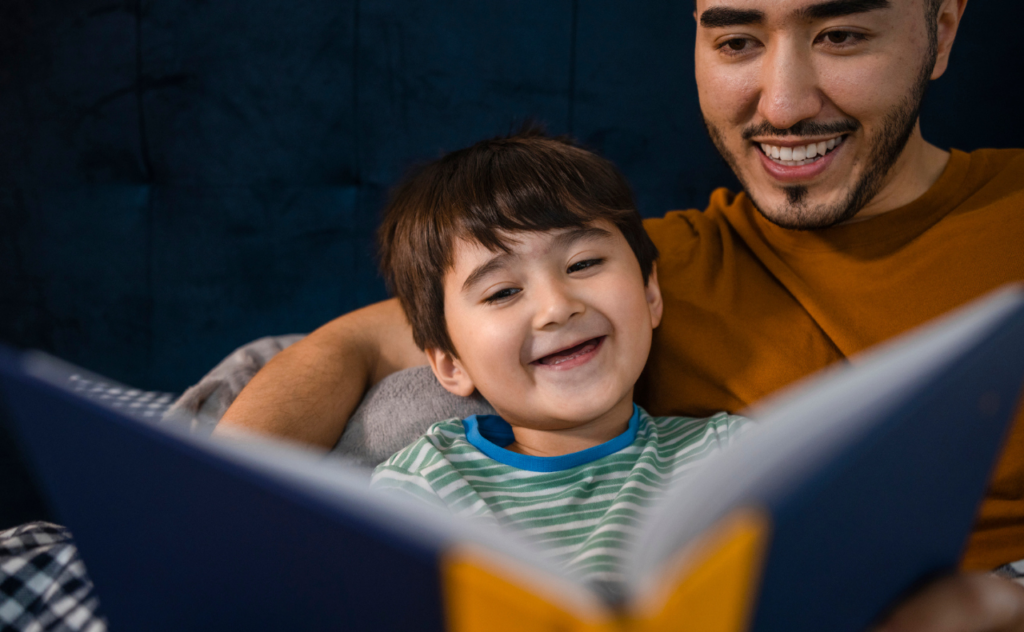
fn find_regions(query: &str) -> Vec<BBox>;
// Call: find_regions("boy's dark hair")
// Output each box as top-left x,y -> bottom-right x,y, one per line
377,126 -> 659,356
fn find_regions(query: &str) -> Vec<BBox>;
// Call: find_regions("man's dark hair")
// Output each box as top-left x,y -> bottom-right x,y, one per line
377,126 -> 659,356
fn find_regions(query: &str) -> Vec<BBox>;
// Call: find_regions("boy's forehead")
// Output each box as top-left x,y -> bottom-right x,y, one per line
453,223 -> 615,259
447,223 -> 618,287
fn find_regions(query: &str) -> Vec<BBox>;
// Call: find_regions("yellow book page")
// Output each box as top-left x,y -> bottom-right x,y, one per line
629,509 -> 770,632
442,543 -> 618,632
442,509 -> 767,632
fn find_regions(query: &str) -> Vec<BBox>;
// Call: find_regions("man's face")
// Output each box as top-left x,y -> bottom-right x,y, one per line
695,0 -> 938,229
430,221 -> 662,433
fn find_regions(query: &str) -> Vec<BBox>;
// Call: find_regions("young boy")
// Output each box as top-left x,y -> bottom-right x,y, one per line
370,128 -> 748,583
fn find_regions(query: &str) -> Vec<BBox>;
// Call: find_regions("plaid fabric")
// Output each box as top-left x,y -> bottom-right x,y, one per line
67,375 -> 176,420
0,522 -> 105,632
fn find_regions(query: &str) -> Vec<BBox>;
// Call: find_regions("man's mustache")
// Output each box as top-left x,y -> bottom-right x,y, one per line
741,119 -> 861,140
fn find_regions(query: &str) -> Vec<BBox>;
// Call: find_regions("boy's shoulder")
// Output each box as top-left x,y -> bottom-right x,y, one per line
374,417 -> 469,475
639,408 -> 753,447
643,408 -> 748,428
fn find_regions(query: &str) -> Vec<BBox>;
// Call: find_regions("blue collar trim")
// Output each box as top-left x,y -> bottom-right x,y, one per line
462,404 -> 640,472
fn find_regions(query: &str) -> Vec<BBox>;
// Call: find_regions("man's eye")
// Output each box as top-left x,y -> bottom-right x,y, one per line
819,30 -> 865,46
484,288 -> 520,303
567,258 -> 604,274
718,37 -> 758,54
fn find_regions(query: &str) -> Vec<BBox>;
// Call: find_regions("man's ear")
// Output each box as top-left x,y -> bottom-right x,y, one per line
425,348 -> 476,397
646,262 -> 664,329
930,0 -> 969,80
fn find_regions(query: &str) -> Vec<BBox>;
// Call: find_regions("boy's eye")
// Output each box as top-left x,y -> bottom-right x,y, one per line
483,288 -> 520,303
567,258 -> 604,274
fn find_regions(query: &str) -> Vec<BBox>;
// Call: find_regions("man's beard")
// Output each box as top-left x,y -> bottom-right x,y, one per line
704,45 -> 938,231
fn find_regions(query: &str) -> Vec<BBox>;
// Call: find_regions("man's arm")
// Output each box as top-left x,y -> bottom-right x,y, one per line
216,298 -> 426,448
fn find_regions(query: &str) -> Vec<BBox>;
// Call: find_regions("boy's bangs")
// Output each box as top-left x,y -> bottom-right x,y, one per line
456,198 -> 629,256
451,146 -> 634,254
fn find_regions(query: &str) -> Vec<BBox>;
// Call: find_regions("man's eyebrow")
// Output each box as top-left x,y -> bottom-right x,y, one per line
797,0 -> 891,20
699,6 -> 765,28
462,252 -> 514,292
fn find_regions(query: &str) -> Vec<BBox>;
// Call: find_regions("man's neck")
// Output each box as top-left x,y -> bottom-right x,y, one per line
843,124 -> 950,224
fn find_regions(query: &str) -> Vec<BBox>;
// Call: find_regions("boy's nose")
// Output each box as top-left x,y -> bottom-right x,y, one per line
533,282 -> 585,330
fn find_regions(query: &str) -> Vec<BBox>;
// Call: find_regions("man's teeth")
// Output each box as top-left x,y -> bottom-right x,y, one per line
760,136 -> 844,166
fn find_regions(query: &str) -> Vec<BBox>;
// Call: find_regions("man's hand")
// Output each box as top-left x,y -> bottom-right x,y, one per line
877,574 -> 1024,632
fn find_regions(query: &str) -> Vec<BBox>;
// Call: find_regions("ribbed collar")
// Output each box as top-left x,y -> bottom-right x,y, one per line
462,405 -> 641,472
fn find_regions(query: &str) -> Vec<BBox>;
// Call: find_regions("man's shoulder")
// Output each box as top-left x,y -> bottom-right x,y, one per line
961,148 -> 1024,194
965,147 -> 1024,168
642,188 -> 753,262
937,148 -> 1024,229
643,187 -> 746,230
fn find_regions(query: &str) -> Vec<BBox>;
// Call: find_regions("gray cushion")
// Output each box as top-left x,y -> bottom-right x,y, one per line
333,364 -> 495,468
163,335 -> 495,468
164,334 -> 306,431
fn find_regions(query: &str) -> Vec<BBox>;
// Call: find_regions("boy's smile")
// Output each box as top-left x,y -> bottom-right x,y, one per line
426,220 -> 663,456
532,335 -> 604,369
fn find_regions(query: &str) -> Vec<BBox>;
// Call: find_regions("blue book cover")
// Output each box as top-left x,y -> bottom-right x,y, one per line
2,286 -> 1023,632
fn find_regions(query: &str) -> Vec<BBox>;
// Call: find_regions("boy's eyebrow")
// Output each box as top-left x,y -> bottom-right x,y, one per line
552,225 -> 613,250
460,226 -> 613,292
462,253 -> 514,292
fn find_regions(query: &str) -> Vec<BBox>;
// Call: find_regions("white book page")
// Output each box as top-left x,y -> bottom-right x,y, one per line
624,285 -> 1023,597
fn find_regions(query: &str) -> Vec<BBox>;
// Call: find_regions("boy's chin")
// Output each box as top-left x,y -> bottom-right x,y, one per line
496,395 -> 633,431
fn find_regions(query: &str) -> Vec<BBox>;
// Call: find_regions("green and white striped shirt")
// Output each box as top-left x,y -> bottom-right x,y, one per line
371,405 -> 749,582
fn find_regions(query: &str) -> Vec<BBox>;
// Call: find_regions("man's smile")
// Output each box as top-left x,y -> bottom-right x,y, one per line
757,134 -> 847,166
754,133 -> 849,183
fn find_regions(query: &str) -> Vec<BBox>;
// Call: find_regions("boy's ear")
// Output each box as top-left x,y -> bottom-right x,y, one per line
425,348 -> 477,397
646,262 -> 664,329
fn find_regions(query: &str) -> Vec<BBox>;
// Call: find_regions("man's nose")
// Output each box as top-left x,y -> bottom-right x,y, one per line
756,41 -> 822,132
532,281 -> 585,330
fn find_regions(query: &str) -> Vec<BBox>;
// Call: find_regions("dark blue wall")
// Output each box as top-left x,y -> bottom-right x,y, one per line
2,0 -> 1023,394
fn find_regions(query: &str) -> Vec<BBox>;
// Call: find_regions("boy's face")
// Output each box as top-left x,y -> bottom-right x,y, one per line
427,220 -> 663,433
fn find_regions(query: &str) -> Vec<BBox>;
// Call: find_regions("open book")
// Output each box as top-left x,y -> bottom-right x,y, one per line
2,286 -> 1024,632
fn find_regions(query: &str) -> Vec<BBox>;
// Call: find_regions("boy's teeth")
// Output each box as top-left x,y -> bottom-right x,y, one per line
760,135 -> 845,167
537,339 -> 598,365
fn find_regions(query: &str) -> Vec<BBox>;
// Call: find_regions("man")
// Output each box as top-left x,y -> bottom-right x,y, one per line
222,0 -> 1024,628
